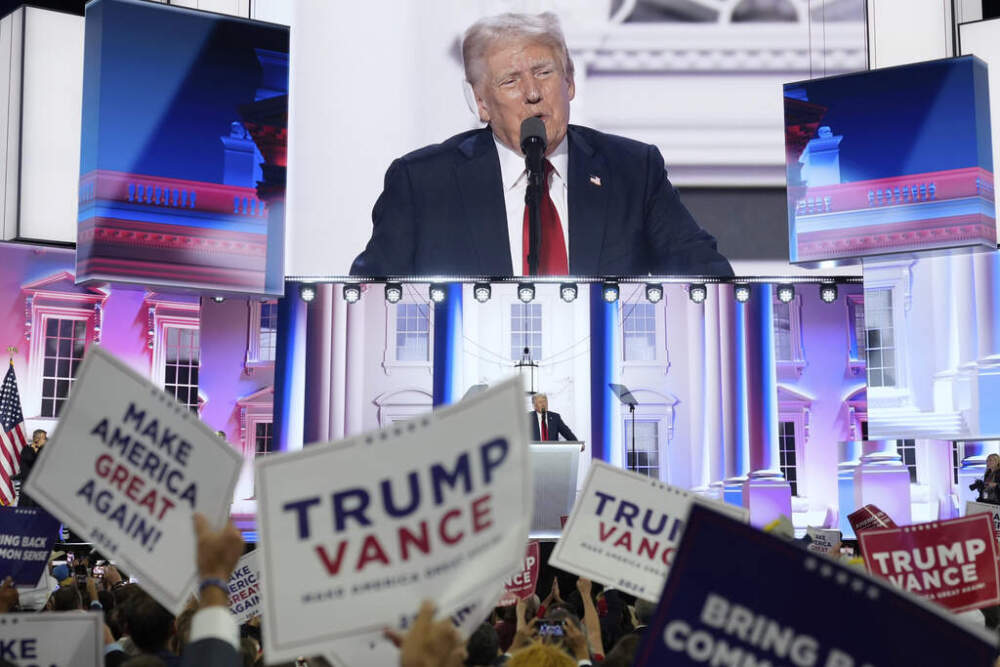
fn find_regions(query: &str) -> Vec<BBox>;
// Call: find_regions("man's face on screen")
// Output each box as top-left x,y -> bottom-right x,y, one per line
532,395 -> 548,412
475,38 -> 574,156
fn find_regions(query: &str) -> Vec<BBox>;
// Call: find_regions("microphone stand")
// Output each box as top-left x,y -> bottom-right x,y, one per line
524,151 -> 544,276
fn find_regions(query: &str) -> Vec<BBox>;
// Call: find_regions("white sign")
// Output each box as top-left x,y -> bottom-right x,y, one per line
549,461 -> 748,602
255,377 -> 532,665
228,551 -> 262,624
0,611 -> 103,666
23,347 -> 243,615
806,526 -> 842,555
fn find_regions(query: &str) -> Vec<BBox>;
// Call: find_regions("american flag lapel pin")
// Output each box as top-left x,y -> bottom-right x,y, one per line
589,174 -> 602,187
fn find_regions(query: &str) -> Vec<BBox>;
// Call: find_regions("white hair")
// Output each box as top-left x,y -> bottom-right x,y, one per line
532,393 -> 548,401
462,12 -> 575,92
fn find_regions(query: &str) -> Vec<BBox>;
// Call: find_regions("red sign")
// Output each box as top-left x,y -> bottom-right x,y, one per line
859,514 -> 1000,612
499,542 -> 540,606
848,504 -> 897,535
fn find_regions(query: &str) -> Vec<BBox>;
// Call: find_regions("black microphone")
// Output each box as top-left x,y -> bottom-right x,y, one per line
520,116 -> 547,174
520,117 -> 547,275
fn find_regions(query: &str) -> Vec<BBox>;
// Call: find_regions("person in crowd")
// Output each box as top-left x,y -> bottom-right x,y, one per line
0,577 -> 18,613
178,513 -> 247,667
974,453 -> 1000,504
16,428 -> 47,507
122,589 -> 179,666
350,12 -> 732,278
465,622 -> 503,666
631,598 -> 655,636
527,393 -> 577,442
601,634 -> 640,667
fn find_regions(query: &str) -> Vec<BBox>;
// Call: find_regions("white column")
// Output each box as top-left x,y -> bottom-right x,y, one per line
700,285 -> 723,499
344,289 -> 366,436
853,439 -> 911,525
686,288 -> 707,489
330,288 -> 348,440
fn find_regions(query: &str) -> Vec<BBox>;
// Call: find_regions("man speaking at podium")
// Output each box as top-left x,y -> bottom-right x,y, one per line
529,393 -> 577,442
350,12 -> 732,278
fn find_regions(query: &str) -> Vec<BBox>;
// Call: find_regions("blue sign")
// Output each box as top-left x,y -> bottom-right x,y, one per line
634,504 -> 997,666
0,507 -> 59,586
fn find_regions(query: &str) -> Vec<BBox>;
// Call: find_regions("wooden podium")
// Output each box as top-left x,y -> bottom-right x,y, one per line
530,442 -> 584,539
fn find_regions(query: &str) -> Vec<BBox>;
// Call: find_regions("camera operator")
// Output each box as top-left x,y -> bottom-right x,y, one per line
970,453 -> 1000,504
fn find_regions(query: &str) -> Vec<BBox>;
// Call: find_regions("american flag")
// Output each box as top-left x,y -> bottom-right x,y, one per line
0,362 -> 28,506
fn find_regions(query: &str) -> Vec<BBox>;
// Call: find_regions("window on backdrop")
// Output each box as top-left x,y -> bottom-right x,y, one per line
897,439 -> 917,483
624,420 -> 660,478
773,301 -> 793,362
952,442 -> 960,486
259,302 -> 278,362
865,288 -> 896,388
623,302 -> 657,361
255,421 -> 273,457
396,303 -> 431,362
510,303 -> 542,361
778,420 -> 798,495
163,326 -> 200,412
40,318 -> 87,418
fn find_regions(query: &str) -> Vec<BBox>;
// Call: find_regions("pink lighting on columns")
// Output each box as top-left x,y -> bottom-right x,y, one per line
853,439 -> 912,526
742,284 -> 793,527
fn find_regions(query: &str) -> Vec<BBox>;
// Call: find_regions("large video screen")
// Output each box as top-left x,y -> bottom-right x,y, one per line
864,249 -> 1000,441
75,0 -> 289,295
784,56 -> 995,265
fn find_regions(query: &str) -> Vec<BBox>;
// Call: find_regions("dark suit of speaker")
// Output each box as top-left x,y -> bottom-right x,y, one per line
528,411 -> 577,442
350,125 -> 733,277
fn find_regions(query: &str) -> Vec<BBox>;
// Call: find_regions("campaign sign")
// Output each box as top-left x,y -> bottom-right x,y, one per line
634,505 -> 997,667
255,377 -> 532,665
0,507 -> 59,585
966,501 -> 1000,548
0,611 -> 103,666
847,504 -> 896,535
548,462 -> 748,602
805,526 -> 841,556
499,542 -> 540,606
23,347 -> 243,615
229,551 -> 261,624
858,514 -> 1000,612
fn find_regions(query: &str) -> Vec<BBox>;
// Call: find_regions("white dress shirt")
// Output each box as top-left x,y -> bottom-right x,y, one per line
493,134 -> 570,274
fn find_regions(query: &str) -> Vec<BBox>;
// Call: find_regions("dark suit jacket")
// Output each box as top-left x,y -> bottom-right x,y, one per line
350,125 -> 733,277
180,638 -> 240,667
528,411 -> 577,442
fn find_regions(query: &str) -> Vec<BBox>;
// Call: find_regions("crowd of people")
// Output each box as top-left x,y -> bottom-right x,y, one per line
0,513 -> 655,667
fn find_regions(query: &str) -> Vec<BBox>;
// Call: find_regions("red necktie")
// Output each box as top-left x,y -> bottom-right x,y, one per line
541,414 -> 548,440
522,160 -> 568,275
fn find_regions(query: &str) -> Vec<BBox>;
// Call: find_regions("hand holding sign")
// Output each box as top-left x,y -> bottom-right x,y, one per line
22,347 -> 243,614
255,377 -> 532,664
549,461 -> 748,602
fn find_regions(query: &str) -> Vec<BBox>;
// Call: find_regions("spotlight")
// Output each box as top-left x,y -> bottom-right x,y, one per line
819,282 -> 838,303
518,283 -> 536,303
299,284 -> 316,302
602,282 -> 620,303
473,283 -> 492,303
211,296 -> 225,303
342,284 -> 361,304
688,283 -> 707,304
384,283 -> 403,304
734,284 -> 751,303
560,283 -> 578,303
777,284 -> 795,303
429,284 -> 447,303
645,283 -> 663,303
